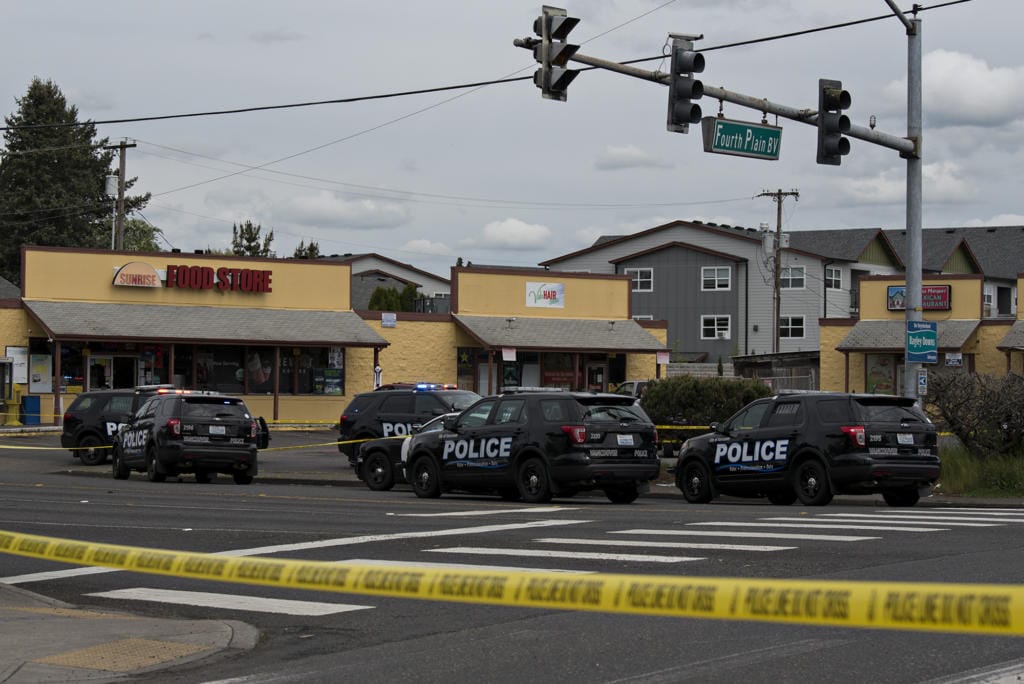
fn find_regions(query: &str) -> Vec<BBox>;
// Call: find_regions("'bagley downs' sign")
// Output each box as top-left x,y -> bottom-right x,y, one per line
112,262 -> 273,293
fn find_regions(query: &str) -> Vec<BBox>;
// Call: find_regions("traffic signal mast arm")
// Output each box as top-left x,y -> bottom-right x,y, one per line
512,39 -> 917,158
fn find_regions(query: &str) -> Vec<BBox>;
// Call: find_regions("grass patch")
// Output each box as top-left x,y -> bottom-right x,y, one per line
937,444 -> 1024,497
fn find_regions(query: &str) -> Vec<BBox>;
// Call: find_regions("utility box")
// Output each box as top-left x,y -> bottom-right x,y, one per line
21,395 -> 40,425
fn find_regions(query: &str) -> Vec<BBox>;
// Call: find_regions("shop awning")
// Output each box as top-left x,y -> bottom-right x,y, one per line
454,315 -> 666,352
23,300 -> 388,347
836,319 -> 979,352
997,320 -> 1024,350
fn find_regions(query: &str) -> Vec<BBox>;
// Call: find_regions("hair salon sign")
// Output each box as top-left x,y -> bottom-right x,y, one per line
526,282 -> 564,308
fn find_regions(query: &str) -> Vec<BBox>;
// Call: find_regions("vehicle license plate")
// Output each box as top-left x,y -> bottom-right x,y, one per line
617,434 -> 635,447
209,425 -> 226,436
897,433 -> 914,445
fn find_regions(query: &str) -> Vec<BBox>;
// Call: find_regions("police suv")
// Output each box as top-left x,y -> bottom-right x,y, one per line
112,390 -> 269,484
337,384 -> 481,469
356,412 -> 457,491
402,389 -> 661,504
61,385 -> 176,465
673,392 -> 940,507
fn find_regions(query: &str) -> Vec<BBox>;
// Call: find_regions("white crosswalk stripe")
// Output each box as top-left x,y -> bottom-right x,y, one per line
533,537 -> 795,552
819,513 -> 1023,524
88,588 -> 372,616
691,521 -> 946,532
426,547 -> 704,563
614,528 -> 878,542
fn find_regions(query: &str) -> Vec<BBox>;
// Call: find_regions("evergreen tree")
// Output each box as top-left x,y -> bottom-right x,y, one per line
368,286 -> 402,311
122,217 -> 163,252
231,220 -> 274,257
399,282 -> 418,311
293,239 -> 320,259
0,78 -> 150,284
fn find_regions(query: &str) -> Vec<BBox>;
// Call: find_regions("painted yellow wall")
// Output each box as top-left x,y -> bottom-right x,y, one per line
23,248 -> 352,310
627,327 -> 666,381
859,276 -> 983,319
455,272 -> 631,319
0,308 -> 32,347
975,323 -> 1012,377
367,318 -> 461,389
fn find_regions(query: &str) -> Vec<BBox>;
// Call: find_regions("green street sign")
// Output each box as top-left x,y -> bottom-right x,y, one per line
701,116 -> 782,160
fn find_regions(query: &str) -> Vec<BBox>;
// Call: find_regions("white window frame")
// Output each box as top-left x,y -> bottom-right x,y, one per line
781,266 -> 805,289
700,315 -> 731,340
779,315 -> 805,339
624,267 -> 653,293
701,266 -> 731,291
825,266 -> 842,290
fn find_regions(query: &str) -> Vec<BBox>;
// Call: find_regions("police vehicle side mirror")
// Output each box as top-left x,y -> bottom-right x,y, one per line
711,421 -> 725,434
442,416 -> 458,431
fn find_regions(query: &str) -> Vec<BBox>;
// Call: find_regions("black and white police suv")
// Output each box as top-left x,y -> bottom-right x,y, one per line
60,385 -> 176,465
673,392 -> 940,507
337,385 -> 481,469
356,412 -> 457,491
403,389 -> 661,504
111,390 -> 269,484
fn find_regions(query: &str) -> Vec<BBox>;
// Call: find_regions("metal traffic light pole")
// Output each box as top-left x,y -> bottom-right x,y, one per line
516,2 -> 924,398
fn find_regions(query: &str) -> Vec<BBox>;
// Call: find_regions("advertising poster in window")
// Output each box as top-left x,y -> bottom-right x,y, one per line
865,354 -> 896,394
314,368 -> 344,395
6,346 -> 28,384
28,354 -> 53,394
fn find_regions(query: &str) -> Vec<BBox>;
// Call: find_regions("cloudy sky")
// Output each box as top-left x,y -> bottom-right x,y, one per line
2,1 -> 1020,278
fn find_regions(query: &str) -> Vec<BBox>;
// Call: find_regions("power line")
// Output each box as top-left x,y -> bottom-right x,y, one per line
0,1 -> 971,133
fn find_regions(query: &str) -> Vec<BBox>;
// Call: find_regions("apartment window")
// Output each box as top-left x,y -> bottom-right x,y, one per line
632,314 -> 654,321
781,266 -> 805,289
825,266 -> 842,290
624,267 -> 653,292
701,315 -> 731,340
701,266 -> 731,291
779,315 -> 805,339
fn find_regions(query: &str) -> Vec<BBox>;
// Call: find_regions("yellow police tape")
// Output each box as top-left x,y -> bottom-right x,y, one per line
0,529 -> 1020,636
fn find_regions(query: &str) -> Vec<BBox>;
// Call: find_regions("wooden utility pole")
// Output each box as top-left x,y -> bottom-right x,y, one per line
757,188 -> 799,354
104,139 -> 136,250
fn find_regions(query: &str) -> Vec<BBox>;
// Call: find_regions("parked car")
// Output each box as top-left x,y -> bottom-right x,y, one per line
403,389 -> 661,504
111,390 -> 269,484
356,412 -> 458,491
60,385 -> 176,465
672,392 -> 940,507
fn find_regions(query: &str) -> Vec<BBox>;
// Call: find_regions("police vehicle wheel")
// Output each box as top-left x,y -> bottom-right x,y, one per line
77,435 -> 106,466
605,484 -> 639,504
362,451 -> 395,491
517,457 -> 553,504
410,456 -> 441,498
678,460 -> 713,504
233,472 -> 254,485
767,490 -> 797,505
146,450 -> 166,483
195,470 -> 212,484
794,459 -> 833,506
112,448 -> 130,480
882,487 -> 920,507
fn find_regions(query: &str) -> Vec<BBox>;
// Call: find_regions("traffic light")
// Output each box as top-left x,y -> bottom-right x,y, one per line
666,36 -> 704,134
532,5 -> 580,101
816,78 -> 852,165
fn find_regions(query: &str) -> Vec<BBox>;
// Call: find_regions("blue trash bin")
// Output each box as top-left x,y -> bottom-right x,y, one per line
21,395 -> 40,425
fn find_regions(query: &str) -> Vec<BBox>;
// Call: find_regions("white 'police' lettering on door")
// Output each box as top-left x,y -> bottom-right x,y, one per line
714,439 -> 789,465
381,422 -> 413,437
442,437 -> 513,460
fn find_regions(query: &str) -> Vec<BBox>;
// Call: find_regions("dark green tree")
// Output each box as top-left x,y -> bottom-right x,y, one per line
122,217 -> 163,252
399,283 -> 418,311
231,220 -> 274,257
293,240 -> 320,259
368,286 -> 402,311
0,78 -> 150,284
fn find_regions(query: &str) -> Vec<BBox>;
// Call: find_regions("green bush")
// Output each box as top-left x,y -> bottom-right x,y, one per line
937,444 -> 1024,497
641,375 -> 771,426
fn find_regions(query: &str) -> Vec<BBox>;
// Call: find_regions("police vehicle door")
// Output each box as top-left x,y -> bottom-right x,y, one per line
119,396 -> 160,468
711,399 -> 775,485
102,394 -> 136,442
376,394 -> 416,440
438,398 -> 497,486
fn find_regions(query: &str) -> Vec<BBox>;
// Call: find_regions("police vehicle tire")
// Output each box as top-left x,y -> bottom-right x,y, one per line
76,435 -> 106,466
882,487 -> 920,507
111,447 -> 130,480
195,470 -> 213,484
678,460 -> 713,504
233,472 -> 254,485
517,457 -> 553,504
362,451 -> 395,491
146,450 -> 166,483
410,456 -> 442,498
767,490 -> 797,505
793,458 -> 833,506
604,484 -> 640,504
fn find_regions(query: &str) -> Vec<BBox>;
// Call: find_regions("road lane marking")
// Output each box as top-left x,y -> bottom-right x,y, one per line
387,507 -> 578,517
614,529 -> 878,542
87,588 -> 371,616
534,537 -> 794,552
339,558 -> 594,573
784,516 -> 997,528
690,521 -> 945,532
427,547 -> 703,563
0,519 -> 592,585
819,513 -> 1021,524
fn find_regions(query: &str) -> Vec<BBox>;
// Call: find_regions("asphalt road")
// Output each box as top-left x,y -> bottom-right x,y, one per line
2,430 -> 1024,683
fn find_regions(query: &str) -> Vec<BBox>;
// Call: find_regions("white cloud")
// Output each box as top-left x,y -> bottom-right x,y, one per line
594,145 -> 673,170
839,161 -> 975,205
963,214 -> 1024,227
250,30 -> 305,44
882,50 -> 1024,128
280,191 -> 409,230
400,238 -> 450,256
462,218 -> 552,249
